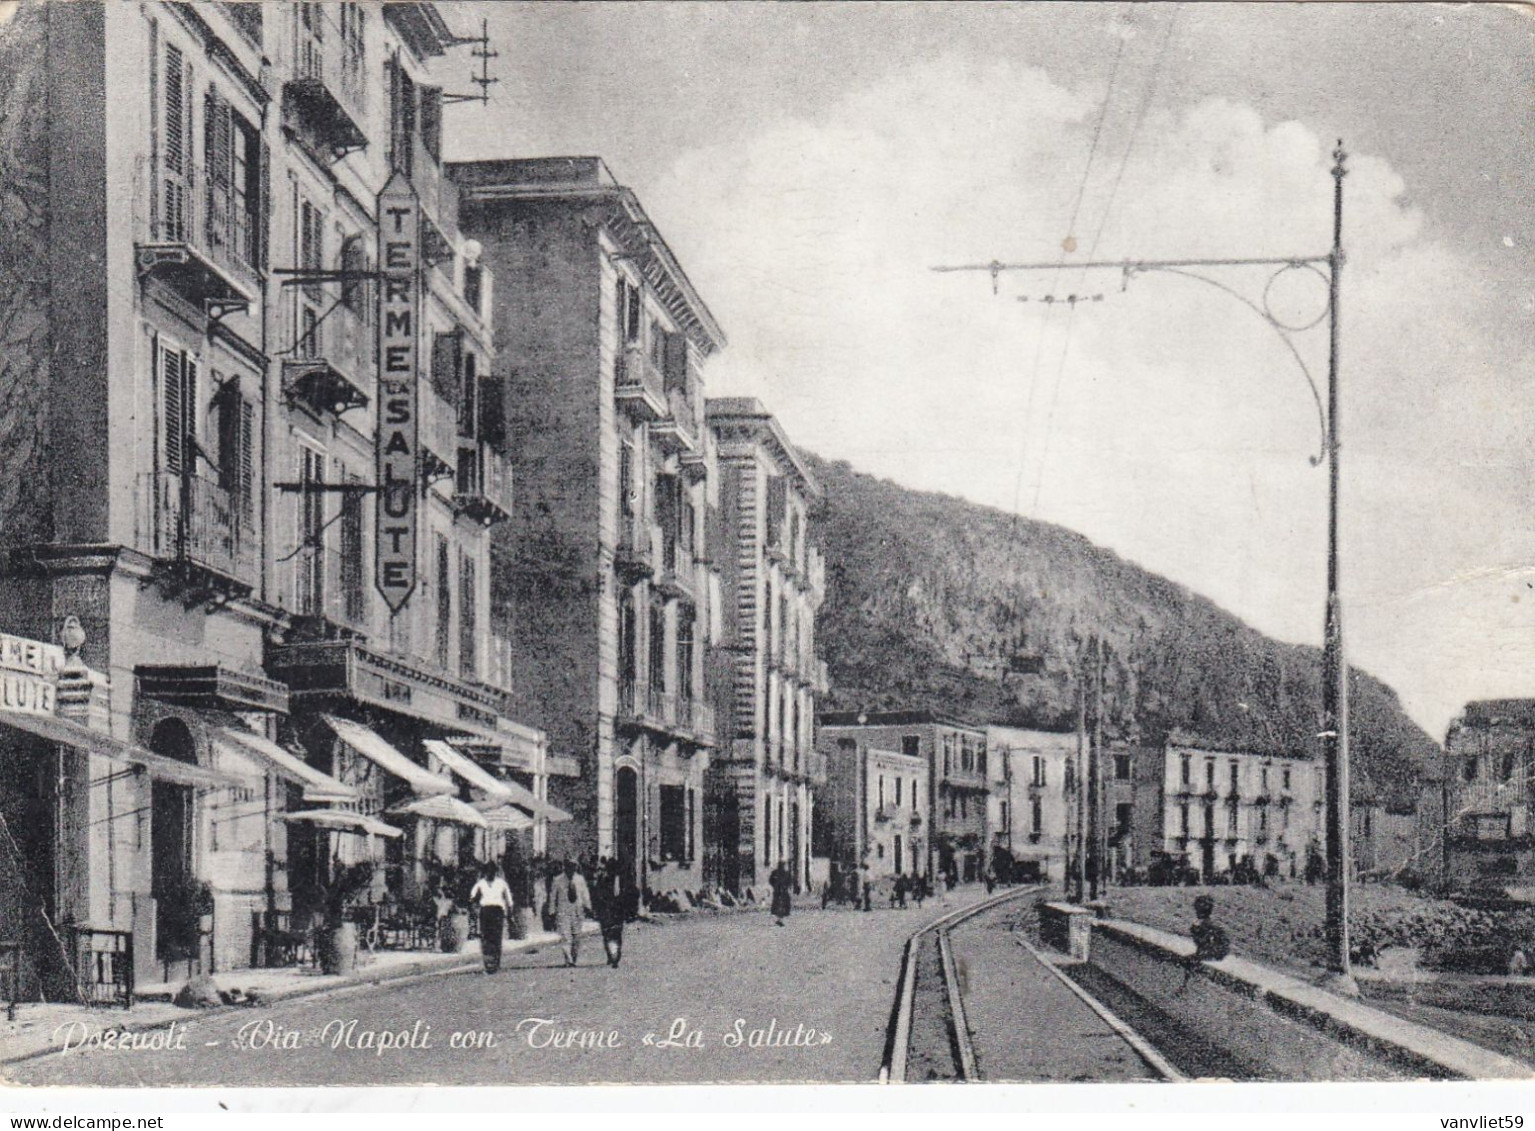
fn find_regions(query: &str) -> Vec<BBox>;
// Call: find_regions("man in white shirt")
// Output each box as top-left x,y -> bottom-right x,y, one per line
469,861 -> 516,973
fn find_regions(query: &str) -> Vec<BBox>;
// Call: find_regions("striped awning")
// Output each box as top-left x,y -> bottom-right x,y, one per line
422,739 -> 513,804
283,808 -> 403,839
479,805 -> 535,832
321,715 -> 454,796
213,725 -> 358,804
386,794 -> 487,828
0,709 -> 241,789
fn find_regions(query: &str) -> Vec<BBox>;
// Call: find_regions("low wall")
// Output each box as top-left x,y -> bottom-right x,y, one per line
1360,970 -> 1535,1022
1039,901 -> 1094,961
1087,918 -> 1534,1081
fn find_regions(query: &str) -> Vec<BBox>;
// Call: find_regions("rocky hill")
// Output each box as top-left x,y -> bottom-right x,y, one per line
809,455 -> 1438,810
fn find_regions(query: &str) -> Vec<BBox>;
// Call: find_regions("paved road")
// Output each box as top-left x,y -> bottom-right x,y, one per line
8,899 -> 978,1087
947,902 -> 1162,1082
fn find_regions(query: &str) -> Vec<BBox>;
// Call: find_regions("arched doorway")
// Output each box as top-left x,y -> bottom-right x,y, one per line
615,766 -> 638,887
149,718 -> 197,962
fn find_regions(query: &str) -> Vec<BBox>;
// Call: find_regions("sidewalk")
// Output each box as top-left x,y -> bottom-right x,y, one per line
0,926 -> 586,1066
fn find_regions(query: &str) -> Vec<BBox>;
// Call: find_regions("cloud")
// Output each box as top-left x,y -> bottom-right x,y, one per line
648,51 -> 1535,738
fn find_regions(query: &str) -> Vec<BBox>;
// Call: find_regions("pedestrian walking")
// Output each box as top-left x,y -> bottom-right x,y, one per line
769,861 -> 793,926
551,858 -> 592,966
468,861 -> 515,974
894,874 -> 908,909
592,857 -> 626,968
913,874 -> 926,909
861,867 -> 873,913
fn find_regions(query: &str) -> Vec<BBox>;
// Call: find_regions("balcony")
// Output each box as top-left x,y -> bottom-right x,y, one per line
410,134 -> 459,251
420,382 -> 459,486
615,345 -> 667,422
617,679 -> 648,727
136,166 -> 257,316
655,540 -> 697,603
874,806 -> 892,824
615,519 -> 660,579
686,699 -> 717,746
282,300 -> 370,417
650,389 -> 700,454
679,451 -> 708,483
283,30 -> 367,159
287,546 -> 371,640
137,472 -> 257,598
654,690 -> 679,729
453,444 -> 513,527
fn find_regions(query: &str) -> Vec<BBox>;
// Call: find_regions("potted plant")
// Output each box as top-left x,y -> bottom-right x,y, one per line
312,861 -> 375,976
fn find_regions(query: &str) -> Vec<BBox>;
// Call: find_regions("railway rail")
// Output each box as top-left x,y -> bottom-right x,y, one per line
881,886 -> 1181,1083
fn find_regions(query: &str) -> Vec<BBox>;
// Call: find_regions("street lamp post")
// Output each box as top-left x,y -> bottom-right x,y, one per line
933,143 -> 1355,989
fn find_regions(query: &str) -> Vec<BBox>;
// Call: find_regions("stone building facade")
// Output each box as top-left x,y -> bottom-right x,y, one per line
450,156 -> 726,895
1440,699 -> 1535,895
0,2 -> 550,991
704,398 -> 827,894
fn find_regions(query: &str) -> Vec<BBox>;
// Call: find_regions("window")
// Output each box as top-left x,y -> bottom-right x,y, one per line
1180,755 -> 1191,786
619,441 -> 636,518
1258,806 -> 1269,838
434,535 -> 451,668
203,87 -> 262,270
299,198 -> 325,305
902,735 -> 920,758
1465,757 -> 1479,783
998,801 -> 1008,830
1503,752 -> 1517,783
1033,756 -> 1046,787
878,775 -> 885,810
1205,760 -> 1216,789
648,604 -> 666,695
1115,802 -> 1132,837
1179,802 -> 1190,837
659,785 -> 687,860
649,319 -> 665,369
959,794 -> 968,819
431,329 -> 463,406
214,382 -> 254,528
1226,800 -> 1239,836
1261,766 -> 1270,793
677,616 -> 694,703
297,448 -> 325,616
340,3 -> 366,96
464,265 -> 484,318
1031,796 -> 1042,835
339,473 -> 365,625
1282,766 -> 1292,791
894,835 -> 904,875
1203,802 -> 1216,838
1230,761 -> 1239,790
1114,754 -> 1131,781
895,777 -> 903,807
459,552 -> 477,680
618,593 -> 637,685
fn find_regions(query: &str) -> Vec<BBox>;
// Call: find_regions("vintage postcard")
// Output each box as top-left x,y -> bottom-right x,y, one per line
0,0 -> 1532,1105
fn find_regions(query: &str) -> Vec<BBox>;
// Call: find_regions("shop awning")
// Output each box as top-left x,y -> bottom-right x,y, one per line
386,794 -> 487,828
213,725 -> 359,804
475,771 -> 571,823
479,805 -> 535,832
320,714 -> 454,796
283,808 -> 403,839
0,709 -> 241,789
422,739 -> 514,804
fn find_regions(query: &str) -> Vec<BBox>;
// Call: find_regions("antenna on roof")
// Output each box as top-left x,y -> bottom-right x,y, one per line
444,18 -> 500,107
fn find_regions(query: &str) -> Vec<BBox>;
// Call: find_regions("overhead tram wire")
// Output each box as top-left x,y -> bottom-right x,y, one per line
995,6 -> 1133,665
1025,4 -> 1181,519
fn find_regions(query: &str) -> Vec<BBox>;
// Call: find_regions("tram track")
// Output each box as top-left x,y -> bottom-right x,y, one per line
881,886 -> 1181,1083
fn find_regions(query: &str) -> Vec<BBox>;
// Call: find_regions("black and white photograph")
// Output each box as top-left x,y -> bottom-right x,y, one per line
0,0 -> 1532,1104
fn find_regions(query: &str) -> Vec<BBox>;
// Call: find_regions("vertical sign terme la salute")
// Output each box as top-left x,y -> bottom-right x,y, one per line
376,171 -> 420,612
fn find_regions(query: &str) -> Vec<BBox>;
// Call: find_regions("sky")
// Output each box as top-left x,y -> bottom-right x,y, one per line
435,2 -> 1535,741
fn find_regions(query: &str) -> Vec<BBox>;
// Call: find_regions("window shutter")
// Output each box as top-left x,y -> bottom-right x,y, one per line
431,329 -> 462,405
477,375 -> 506,451
163,45 -> 187,240
161,344 -> 184,475
237,397 -> 255,527
257,136 -> 271,272
419,85 -> 443,162
148,22 -> 159,237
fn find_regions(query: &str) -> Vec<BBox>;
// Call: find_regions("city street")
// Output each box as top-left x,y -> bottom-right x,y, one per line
6,900 -> 961,1087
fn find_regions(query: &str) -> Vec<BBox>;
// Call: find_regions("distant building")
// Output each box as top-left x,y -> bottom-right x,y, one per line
1440,699 -> 1535,895
1154,732 -> 1323,882
986,727 -> 1075,882
705,398 -> 827,895
818,711 -> 991,882
814,737 -> 925,887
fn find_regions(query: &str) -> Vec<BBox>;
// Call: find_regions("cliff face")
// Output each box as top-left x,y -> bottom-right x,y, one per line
810,455 -> 1437,810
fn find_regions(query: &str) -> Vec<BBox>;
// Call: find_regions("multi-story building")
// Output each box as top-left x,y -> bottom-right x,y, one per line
818,711 -> 991,882
1440,699 -> 1535,894
815,737 -> 925,887
0,2 -> 552,992
1152,732 -> 1323,881
986,727 -> 1076,882
704,398 -> 827,894
450,156 -> 726,896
